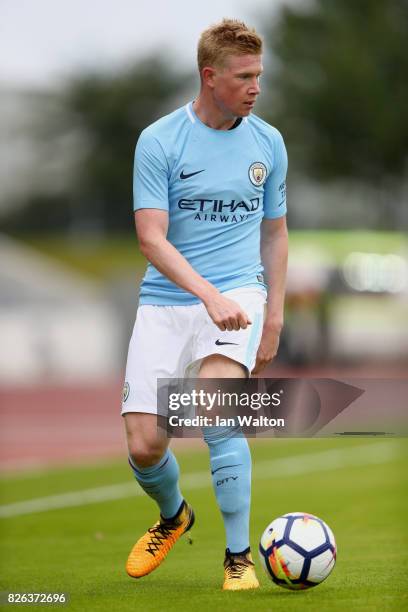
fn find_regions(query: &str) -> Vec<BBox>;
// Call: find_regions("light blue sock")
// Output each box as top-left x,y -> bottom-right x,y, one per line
203,426 -> 251,553
129,448 -> 184,519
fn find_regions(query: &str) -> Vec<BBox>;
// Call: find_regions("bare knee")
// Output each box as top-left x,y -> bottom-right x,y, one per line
128,439 -> 167,468
124,412 -> 168,467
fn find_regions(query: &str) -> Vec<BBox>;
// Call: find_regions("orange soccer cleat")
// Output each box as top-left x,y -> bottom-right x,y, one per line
126,500 -> 195,578
223,548 -> 260,591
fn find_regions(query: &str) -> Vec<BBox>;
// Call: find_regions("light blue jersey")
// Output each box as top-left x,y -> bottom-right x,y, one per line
134,102 -> 287,305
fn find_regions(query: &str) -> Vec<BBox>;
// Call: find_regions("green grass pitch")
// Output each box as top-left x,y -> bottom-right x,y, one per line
1,438 -> 407,611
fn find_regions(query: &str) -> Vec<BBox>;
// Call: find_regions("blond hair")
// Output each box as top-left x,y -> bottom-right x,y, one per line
197,18 -> 262,73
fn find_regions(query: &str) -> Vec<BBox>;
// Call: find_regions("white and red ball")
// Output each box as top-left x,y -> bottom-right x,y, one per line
259,512 -> 336,590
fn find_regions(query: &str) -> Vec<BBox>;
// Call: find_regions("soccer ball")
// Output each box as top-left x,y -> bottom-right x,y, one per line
259,512 -> 336,590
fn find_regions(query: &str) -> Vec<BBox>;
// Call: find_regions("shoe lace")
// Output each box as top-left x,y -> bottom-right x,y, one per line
224,554 -> 252,580
145,521 -> 178,556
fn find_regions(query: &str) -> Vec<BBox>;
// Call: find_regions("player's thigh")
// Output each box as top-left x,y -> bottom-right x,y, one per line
199,353 -> 247,378
124,412 -> 169,467
198,355 -> 246,433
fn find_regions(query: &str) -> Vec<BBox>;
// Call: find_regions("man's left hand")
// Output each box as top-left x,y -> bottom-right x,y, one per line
252,323 -> 282,375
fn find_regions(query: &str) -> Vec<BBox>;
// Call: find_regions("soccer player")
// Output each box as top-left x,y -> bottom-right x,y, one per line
122,18 -> 288,590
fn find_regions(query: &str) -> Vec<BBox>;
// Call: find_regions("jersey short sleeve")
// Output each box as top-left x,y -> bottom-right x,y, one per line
133,129 -> 169,211
263,130 -> 288,219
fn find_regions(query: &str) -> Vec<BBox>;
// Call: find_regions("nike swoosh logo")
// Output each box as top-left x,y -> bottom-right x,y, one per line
215,339 -> 239,346
180,169 -> 205,179
211,463 -> 243,475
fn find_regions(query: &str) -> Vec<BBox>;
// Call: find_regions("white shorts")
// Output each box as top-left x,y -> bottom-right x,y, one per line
121,287 -> 266,415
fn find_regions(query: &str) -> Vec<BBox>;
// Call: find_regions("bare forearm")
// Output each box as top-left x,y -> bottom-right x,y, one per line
140,236 -> 218,304
135,209 -> 250,331
261,226 -> 288,330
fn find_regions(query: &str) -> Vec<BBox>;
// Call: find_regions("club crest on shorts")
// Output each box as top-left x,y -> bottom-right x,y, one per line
123,382 -> 130,403
249,161 -> 267,186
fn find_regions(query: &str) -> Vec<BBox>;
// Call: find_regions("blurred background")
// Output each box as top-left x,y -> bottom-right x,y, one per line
1,0 -> 407,471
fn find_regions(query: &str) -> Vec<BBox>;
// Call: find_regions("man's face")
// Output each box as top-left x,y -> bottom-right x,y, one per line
209,53 -> 263,118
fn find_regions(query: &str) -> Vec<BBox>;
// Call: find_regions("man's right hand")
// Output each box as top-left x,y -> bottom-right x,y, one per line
203,292 -> 252,331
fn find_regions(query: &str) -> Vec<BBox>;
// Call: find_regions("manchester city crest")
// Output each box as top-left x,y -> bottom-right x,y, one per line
248,161 -> 267,186
123,382 -> 130,403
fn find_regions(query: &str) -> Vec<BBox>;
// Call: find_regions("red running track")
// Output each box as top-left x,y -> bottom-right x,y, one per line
0,381 -> 127,472
1,364 -> 405,472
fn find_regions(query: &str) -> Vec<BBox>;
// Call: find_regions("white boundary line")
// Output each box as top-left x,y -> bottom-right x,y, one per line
0,442 -> 398,519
